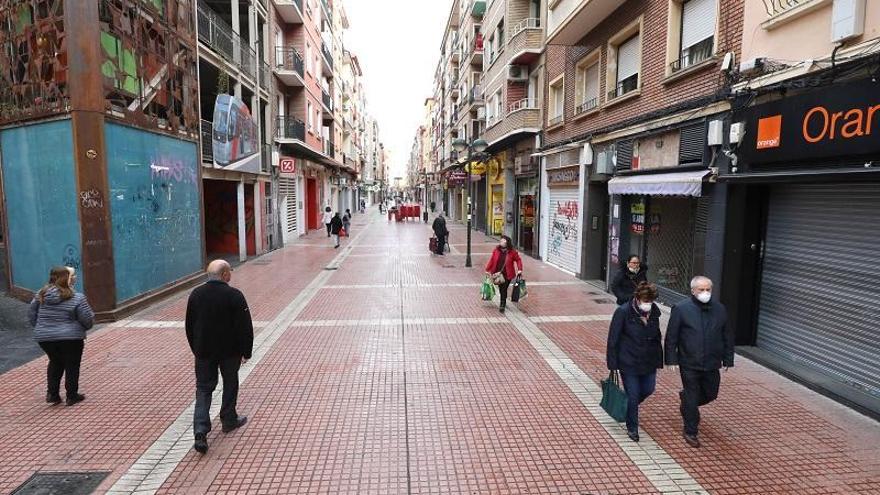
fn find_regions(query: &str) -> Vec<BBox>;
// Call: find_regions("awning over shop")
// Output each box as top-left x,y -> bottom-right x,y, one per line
607,169 -> 711,197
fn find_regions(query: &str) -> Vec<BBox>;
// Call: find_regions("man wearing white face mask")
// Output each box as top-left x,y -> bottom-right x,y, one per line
664,276 -> 734,448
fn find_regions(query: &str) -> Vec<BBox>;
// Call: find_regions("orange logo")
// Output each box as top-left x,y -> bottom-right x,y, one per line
756,115 -> 782,149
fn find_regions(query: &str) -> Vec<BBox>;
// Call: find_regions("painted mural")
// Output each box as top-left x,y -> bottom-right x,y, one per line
0,120 -> 82,292
105,122 -> 202,302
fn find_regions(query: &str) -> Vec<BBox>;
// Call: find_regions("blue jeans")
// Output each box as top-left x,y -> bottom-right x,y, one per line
620,371 -> 657,433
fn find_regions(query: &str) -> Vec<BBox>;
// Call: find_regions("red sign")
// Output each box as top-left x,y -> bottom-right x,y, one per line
279,157 -> 296,174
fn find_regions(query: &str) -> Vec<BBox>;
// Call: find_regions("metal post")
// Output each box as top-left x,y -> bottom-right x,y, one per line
465,148 -> 473,268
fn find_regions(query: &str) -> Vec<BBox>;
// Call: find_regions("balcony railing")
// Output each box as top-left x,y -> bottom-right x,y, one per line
575,97 -> 599,115
607,75 -> 638,100
260,61 -> 270,90
276,116 -> 306,141
670,37 -> 714,73
321,41 -> 334,71
322,89 -> 333,111
201,119 -> 213,162
508,98 -> 538,114
548,114 -> 563,127
276,46 -> 304,76
761,0 -> 810,17
197,1 -> 257,79
510,17 -> 541,38
468,85 -> 483,103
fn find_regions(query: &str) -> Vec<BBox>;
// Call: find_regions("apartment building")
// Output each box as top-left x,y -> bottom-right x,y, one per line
718,0 -> 880,416
539,0 -> 742,297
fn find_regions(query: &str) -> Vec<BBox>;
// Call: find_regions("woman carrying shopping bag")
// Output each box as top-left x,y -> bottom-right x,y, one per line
606,282 -> 663,442
484,235 -> 523,313
30,266 -> 94,406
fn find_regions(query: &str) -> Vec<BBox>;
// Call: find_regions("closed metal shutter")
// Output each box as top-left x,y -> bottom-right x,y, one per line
278,177 -> 297,240
546,186 -> 580,274
757,183 -> 880,402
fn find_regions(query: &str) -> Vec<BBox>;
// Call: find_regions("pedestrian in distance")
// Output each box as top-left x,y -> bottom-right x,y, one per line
29,266 -> 94,406
343,209 -> 352,236
484,235 -> 523,313
432,213 -> 448,256
186,260 -> 253,454
664,276 -> 734,448
330,212 -> 344,248
322,206 -> 333,237
606,282 -> 663,442
611,255 -> 648,305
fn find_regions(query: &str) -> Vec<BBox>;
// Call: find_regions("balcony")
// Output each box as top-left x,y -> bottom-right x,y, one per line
507,17 -> 543,65
197,1 -> 257,79
324,138 -> 335,157
321,40 -> 334,74
275,116 -> 306,141
483,98 -> 541,145
275,47 -> 305,86
607,76 -> 638,100
669,37 -> 714,73
468,85 -> 484,105
547,0 -> 625,45
201,119 -> 213,163
321,89 -> 334,120
466,37 -> 484,66
575,96 -> 599,115
274,0 -> 304,24
471,0 -> 486,18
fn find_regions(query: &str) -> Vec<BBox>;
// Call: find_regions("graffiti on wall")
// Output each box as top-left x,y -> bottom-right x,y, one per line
549,200 -> 579,260
0,0 -> 69,124
105,122 -> 202,303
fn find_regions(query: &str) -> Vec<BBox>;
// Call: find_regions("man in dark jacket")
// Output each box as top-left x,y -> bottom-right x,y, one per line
330,212 -> 344,248
186,260 -> 254,454
664,275 -> 734,448
611,255 -> 648,305
431,213 -> 448,255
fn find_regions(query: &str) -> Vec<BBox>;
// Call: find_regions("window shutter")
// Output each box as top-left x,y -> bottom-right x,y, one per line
617,35 -> 640,82
584,63 -> 599,102
681,0 -> 715,50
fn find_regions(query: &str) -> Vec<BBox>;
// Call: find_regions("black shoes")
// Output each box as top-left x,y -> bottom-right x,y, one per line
627,429 -> 640,442
193,433 -> 208,454
499,305 -> 506,313
684,433 -> 701,448
46,392 -> 62,405
222,415 -> 248,433
66,393 -> 85,406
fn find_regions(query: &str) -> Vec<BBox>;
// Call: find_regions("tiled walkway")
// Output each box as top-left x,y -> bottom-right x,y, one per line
0,209 -> 878,494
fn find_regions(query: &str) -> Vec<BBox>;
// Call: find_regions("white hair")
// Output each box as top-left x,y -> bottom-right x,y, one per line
690,276 -> 713,290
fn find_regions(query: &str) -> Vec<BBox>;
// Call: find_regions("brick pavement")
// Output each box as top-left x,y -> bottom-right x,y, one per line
0,208 -> 877,494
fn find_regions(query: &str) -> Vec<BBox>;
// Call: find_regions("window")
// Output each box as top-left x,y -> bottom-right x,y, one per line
305,43 -> 312,73
549,76 -> 564,126
494,89 -> 503,118
607,25 -> 640,100
672,0 -> 716,72
486,34 -> 494,64
498,20 -> 505,47
307,101 -> 313,132
575,50 -> 601,114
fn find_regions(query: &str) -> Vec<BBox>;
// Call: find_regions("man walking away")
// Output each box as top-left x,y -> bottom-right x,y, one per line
664,276 -> 734,448
322,206 -> 333,237
343,209 -> 352,235
186,260 -> 254,454
432,213 -> 448,255
330,212 -> 344,248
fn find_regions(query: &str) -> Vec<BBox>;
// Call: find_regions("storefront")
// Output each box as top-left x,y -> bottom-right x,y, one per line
722,76 -> 880,416
514,150 -> 539,257
540,148 -> 583,274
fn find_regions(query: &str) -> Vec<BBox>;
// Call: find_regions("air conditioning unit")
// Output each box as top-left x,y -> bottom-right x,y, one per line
507,65 -> 529,81
595,150 -> 614,175
581,143 -> 594,165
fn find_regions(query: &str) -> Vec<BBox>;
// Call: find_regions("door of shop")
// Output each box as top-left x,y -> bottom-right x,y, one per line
756,183 -> 880,408
279,177 -> 297,242
306,178 -> 318,231
518,194 -> 535,254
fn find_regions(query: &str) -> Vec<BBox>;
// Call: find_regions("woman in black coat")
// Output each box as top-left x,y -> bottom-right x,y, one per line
330,213 -> 343,248
606,282 -> 663,442
610,255 -> 648,305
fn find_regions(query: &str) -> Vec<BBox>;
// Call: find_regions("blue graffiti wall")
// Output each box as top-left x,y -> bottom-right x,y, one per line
0,120 -> 84,292
105,123 -> 203,303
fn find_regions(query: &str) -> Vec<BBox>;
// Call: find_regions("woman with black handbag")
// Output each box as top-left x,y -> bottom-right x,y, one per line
484,235 -> 523,313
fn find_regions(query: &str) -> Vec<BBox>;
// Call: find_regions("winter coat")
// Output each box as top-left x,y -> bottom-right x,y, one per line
330,215 -> 343,234
610,264 -> 649,305
664,297 -> 734,371
484,247 -> 523,282
185,280 -> 254,360
607,301 -> 663,375
432,217 -> 448,237
29,287 -> 95,342
322,211 -> 332,224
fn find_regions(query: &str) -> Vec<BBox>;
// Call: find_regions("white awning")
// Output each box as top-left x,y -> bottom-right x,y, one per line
608,169 -> 711,197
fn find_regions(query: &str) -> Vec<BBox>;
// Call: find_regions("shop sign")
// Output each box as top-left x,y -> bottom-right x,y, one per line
739,78 -> 880,166
547,166 -> 580,186
630,201 -> 645,235
466,161 -> 486,174
279,157 -> 296,174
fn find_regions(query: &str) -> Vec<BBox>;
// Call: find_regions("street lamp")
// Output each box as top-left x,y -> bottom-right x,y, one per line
452,137 -> 488,268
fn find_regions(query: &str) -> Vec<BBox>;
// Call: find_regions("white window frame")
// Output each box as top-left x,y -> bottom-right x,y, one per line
548,75 -> 564,126
666,0 -> 718,76
575,49 -> 601,115
606,17 -> 643,102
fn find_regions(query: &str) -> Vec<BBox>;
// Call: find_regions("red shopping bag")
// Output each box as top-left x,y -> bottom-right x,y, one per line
339,227 -> 347,237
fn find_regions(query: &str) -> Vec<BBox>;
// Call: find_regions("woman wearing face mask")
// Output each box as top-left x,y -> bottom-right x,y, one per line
29,266 -> 94,406
606,282 -> 663,442
611,255 -> 648,305
484,235 -> 523,313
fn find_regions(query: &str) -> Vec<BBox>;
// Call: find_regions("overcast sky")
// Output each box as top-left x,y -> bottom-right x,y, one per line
342,0 -> 451,178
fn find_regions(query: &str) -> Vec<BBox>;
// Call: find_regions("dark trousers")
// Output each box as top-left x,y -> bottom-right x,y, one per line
679,368 -> 721,436
39,340 -> 84,397
193,356 -> 241,436
435,234 -> 446,255
498,280 -> 511,307
325,223 -> 331,236
620,371 -> 657,432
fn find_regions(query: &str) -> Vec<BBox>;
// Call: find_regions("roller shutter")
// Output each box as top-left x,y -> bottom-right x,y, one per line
546,186 -> 581,274
757,183 -> 880,403
279,177 -> 297,242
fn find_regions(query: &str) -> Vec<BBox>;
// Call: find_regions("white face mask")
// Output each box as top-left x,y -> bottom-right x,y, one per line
696,292 -> 712,304
638,302 -> 652,313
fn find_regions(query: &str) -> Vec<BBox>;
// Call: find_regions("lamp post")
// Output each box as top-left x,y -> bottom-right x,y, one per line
452,137 -> 488,268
